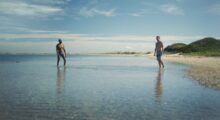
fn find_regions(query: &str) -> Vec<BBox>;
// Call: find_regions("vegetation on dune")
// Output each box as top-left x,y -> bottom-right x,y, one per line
183,37 -> 220,52
164,37 -> 220,56
164,43 -> 187,53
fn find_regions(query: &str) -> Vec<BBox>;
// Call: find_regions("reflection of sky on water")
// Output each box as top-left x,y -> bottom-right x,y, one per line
56,66 -> 66,96
0,55 -> 220,120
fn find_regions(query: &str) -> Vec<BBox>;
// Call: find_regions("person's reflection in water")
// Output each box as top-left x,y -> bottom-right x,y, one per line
155,68 -> 164,104
57,66 -> 66,96
56,66 -> 66,115
152,69 -> 164,120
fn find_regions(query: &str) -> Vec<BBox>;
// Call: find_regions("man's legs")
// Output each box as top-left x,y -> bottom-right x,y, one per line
60,54 -> 66,66
157,60 -> 161,68
157,55 -> 164,68
159,59 -> 164,68
57,55 -> 60,66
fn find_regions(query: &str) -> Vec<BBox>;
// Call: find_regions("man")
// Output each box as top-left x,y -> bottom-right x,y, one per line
56,39 -> 66,66
154,36 -> 164,68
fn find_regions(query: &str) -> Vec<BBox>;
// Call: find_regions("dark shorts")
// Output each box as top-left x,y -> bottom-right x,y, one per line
156,51 -> 162,61
57,51 -> 65,58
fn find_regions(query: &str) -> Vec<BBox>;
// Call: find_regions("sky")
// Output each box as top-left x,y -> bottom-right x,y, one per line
0,0 -> 220,54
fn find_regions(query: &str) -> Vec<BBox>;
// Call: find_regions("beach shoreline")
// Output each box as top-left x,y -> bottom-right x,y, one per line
1,53 -> 219,89
147,54 -> 220,90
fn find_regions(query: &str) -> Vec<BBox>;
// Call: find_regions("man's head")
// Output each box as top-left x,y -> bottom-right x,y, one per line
58,39 -> 62,43
156,36 -> 160,41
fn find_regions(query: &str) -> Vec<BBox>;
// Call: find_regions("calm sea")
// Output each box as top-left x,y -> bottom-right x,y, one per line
0,55 -> 219,120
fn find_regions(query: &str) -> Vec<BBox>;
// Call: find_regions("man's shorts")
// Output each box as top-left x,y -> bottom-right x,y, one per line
156,52 -> 162,61
57,51 -> 65,58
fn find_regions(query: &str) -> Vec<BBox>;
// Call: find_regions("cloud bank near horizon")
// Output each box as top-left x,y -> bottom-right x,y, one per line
0,33 -> 216,54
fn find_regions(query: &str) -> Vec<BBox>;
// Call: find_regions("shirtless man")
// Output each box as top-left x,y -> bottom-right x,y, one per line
154,36 -> 164,68
56,39 -> 66,66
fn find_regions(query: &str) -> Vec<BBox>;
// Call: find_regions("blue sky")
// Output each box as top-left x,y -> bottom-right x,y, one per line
0,0 -> 220,54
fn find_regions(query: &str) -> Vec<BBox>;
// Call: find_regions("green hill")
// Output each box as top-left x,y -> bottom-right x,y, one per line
164,37 -> 220,56
164,43 -> 187,53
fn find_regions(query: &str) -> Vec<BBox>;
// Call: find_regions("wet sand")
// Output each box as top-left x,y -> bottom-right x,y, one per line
148,54 -> 220,89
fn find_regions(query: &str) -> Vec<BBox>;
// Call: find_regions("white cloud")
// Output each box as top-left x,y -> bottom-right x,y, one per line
131,9 -> 158,17
12,27 -> 67,33
131,3 -> 182,17
0,33 -> 83,40
1,0 -> 71,5
0,2 -> 63,16
31,0 -> 71,5
0,33 -> 208,44
160,4 -> 184,15
208,4 -> 220,15
78,7 -> 116,17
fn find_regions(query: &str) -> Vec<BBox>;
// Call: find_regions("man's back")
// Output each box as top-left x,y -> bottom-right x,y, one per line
56,43 -> 64,52
156,41 -> 163,52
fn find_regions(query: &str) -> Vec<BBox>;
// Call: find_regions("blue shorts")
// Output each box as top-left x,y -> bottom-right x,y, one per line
156,52 -> 162,61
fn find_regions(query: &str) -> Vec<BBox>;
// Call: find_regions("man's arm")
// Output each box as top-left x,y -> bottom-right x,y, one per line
63,48 -> 66,57
161,42 -> 164,55
62,45 -> 67,57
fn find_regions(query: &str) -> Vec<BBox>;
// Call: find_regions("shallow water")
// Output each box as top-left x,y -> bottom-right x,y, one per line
0,55 -> 219,120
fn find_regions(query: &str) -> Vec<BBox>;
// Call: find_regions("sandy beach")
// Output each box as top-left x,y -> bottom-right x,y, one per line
148,54 -> 220,90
